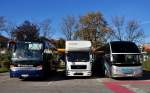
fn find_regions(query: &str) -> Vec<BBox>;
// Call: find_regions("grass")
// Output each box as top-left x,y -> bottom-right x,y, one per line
143,60 -> 150,71
0,67 -> 9,73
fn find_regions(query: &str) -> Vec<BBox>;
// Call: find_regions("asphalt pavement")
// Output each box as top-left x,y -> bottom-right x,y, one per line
0,70 -> 150,93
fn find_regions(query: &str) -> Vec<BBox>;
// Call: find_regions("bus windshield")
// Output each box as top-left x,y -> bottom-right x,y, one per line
67,51 -> 90,62
112,54 -> 140,64
12,42 -> 43,60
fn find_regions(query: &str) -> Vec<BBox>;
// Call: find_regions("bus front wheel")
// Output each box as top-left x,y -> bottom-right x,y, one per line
105,69 -> 110,78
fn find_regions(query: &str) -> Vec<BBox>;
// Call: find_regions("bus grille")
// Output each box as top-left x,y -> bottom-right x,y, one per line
71,65 -> 87,69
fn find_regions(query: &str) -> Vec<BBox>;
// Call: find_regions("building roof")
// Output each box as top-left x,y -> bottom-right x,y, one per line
0,35 -> 9,42
143,44 -> 150,52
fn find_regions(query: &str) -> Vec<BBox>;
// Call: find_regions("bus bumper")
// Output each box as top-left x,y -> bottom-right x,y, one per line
112,71 -> 143,78
111,66 -> 143,78
10,70 -> 44,78
66,70 -> 92,76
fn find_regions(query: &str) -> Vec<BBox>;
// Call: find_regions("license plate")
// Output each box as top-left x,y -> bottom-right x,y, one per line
122,69 -> 133,74
21,74 -> 29,77
21,67 -> 33,70
126,74 -> 133,76
74,73 -> 83,75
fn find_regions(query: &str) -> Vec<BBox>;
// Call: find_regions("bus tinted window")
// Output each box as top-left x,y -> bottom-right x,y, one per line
110,41 -> 140,53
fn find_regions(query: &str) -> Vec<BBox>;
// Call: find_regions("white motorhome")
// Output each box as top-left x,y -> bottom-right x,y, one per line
65,41 -> 92,76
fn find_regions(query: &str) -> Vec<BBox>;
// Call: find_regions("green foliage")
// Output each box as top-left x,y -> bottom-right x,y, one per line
0,52 -> 11,73
0,67 -> 9,73
0,42 -> 7,48
0,52 -> 11,62
143,60 -> 150,71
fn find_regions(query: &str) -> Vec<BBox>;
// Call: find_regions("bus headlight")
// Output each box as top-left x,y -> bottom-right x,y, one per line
115,69 -> 122,74
36,65 -> 43,70
135,68 -> 142,74
112,67 -> 122,74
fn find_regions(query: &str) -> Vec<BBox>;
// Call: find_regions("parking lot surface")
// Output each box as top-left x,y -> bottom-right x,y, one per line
0,71 -> 150,93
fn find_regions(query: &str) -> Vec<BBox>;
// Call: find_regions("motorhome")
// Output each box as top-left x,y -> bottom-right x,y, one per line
65,41 -> 92,76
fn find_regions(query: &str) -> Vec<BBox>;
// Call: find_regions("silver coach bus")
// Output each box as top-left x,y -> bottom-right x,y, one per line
100,41 -> 142,78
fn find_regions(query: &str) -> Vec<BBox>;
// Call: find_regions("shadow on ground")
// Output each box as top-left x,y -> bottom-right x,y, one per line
21,69 -> 104,82
21,70 -> 150,81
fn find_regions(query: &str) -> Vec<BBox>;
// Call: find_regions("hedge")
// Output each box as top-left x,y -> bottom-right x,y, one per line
0,52 -> 11,73
143,60 -> 150,71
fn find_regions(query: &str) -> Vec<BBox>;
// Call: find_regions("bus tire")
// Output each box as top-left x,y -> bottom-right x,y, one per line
105,69 -> 110,78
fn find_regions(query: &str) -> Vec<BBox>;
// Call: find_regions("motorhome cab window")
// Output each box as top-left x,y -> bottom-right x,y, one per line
67,51 -> 90,62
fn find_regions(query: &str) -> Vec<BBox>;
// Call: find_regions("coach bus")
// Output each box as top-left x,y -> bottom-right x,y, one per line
97,41 -> 143,78
8,40 -> 57,78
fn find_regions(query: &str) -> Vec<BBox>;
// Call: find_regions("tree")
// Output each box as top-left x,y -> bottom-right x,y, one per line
5,22 -> 16,39
12,21 -> 40,41
0,17 -> 16,39
61,16 -> 76,40
40,19 -> 53,39
75,12 -> 110,47
111,16 -> 144,43
0,16 -> 6,35
55,38 -> 65,48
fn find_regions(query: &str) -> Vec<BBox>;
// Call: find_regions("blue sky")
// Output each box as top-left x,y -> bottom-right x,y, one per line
0,0 -> 150,42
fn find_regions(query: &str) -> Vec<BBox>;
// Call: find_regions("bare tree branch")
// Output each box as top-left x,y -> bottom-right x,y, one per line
40,19 -> 53,39
111,16 -> 125,41
111,16 -> 144,44
0,16 -> 6,34
61,16 -> 76,40
5,21 -> 16,39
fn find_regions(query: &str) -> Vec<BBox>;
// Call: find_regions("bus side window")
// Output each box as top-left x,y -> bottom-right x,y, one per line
105,44 -> 110,54
104,44 -> 110,62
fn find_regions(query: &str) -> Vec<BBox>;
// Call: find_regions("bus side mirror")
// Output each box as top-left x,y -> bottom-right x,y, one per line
90,55 -> 94,62
110,56 -> 113,62
7,43 -> 16,52
90,58 -> 94,62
